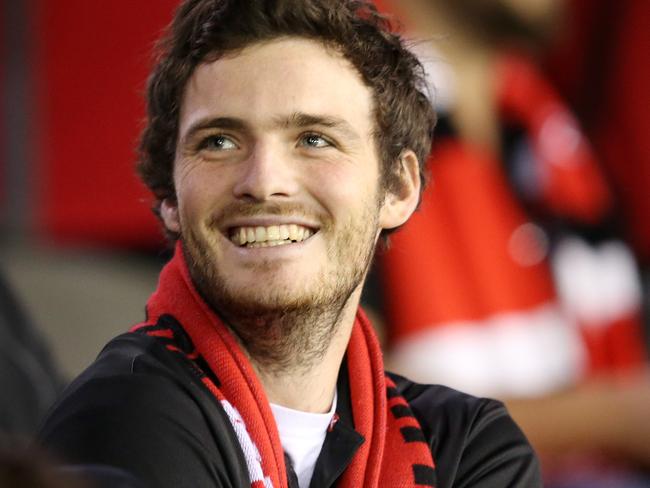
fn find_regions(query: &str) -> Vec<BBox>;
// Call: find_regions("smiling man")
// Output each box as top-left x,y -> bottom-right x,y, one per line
169,39 -> 394,391
38,1 -> 541,487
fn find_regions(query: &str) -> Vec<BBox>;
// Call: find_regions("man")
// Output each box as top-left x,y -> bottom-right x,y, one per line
38,1 -> 541,487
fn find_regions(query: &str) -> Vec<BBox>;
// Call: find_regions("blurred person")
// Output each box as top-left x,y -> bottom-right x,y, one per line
36,1 -> 541,487
375,0 -> 650,485
0,268 -> 62,445
544,0 -> 650,270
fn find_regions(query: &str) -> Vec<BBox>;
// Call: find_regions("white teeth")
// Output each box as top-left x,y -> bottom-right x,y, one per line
230,224 -> 315,246
255,226 -> 266,242
289,224 -> 299,241
267,225 -> 280,240
268,239 -> 291,247
247,240 -> 293,248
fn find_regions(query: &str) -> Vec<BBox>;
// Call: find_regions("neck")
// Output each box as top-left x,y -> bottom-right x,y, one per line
251,287 -> 362,413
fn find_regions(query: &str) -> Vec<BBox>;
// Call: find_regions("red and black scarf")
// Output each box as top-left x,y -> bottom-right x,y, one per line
132,244 -> 436,487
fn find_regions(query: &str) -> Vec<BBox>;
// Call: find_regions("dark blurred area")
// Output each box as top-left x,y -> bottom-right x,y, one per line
1,0 -> 649,486
0,446 -> 85,488
0,267 -> 62,452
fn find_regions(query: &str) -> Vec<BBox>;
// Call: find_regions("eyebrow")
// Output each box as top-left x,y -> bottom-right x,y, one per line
180,111 -> 362,145
274,112 -> 361,141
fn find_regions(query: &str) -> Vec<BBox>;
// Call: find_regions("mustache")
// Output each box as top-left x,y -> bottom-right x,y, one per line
208,201 -> 330,229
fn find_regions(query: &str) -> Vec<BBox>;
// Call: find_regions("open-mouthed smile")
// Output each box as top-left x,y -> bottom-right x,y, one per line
229,224 -> 316,248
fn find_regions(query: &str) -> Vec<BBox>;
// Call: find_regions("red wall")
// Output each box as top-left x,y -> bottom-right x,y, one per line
33,0 -> 179,249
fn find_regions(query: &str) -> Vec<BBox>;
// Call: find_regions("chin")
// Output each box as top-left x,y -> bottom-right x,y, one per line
225,282 -> 313,310
230,261 -> 317,289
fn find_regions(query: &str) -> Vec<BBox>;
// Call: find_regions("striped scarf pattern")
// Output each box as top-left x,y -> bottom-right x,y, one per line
132,244 -> 436,487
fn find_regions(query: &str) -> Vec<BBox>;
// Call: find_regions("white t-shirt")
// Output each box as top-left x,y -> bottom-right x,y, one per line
270,393 -> 337,488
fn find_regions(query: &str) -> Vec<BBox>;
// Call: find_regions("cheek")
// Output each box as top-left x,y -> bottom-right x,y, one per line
175,164 -> 230,222
307,163 -> 378,212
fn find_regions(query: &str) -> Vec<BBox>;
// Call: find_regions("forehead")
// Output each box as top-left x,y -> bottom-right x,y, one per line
179,37 -> 375,136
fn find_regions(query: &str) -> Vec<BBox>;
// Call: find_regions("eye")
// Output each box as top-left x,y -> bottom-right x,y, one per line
299,133 -> 333,149
197,134 -> 238,151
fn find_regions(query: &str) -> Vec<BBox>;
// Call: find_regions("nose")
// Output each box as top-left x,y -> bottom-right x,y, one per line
232,142 -> 298,201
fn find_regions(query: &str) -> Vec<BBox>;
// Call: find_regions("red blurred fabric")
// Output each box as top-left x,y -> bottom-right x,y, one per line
546,0 -> 650,263
497,55 -> 612,224
384,140 -> 557,343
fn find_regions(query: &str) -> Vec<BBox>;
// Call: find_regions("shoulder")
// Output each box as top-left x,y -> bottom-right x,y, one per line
41,332 -> 200,425
389,371 -> 511,440
38,332 -> 247,488
388,372 -> 542,488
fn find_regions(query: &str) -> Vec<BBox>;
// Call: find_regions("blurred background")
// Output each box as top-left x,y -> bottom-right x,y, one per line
1,0 -> 649,485
1,0 -> 179,378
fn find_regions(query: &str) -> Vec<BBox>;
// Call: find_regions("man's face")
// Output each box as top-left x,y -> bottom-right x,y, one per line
163,38 -> 406,320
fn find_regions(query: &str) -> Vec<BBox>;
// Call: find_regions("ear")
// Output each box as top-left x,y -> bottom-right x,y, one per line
379,150 -> 421,230
160,197 -> 181,234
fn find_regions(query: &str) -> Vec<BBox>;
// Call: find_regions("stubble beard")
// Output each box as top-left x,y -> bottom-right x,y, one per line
181,199 -> 381,376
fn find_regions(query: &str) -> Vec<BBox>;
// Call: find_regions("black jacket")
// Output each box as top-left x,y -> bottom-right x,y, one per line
38,329 -> 541,487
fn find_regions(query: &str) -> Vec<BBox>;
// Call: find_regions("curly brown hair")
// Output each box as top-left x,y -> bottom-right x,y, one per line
138,0 -> 436,223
